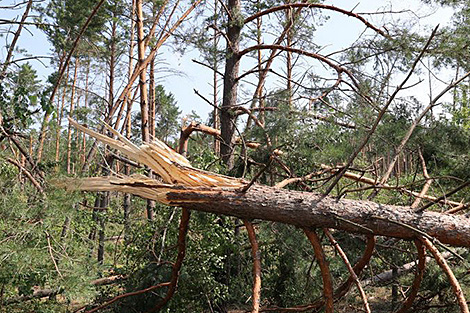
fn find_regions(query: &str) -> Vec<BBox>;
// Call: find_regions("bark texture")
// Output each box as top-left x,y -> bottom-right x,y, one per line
162,185 -> 470,247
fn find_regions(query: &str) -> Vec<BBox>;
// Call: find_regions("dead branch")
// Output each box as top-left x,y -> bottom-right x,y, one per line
147,208 -> 190,313
90,275 -> 127,286
370,68 -> 470,200
324,229 -> 370,313
244,3 -> 388,37
0,0 -> 33,80
417,180 -> 470,213
275,170 -> 326,188
323,26 -> 439,196
335,235 -> 376,297
178,120 -> 282,156
394,239 -> 426,313
84,282 -> 170,313
411,149 -> 433,209
45,231 -> 62,278
421,237 -> 469,313
304,229 -> 333,313
362,250 -> 447,287
244,220 -> 261,313
4,288 -> 62,305
179,121 -> 222,155
321,164 -> 468,209
6,157 -> 43,194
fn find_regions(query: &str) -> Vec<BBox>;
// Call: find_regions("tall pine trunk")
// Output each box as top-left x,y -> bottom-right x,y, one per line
220,0 -> 242,169
136,0 -> 154,220
123,0 -> 136,239
212,0 -> 220,156
66,58 -> 80,173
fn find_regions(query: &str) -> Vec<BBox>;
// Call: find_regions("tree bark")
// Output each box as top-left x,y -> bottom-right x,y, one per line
136,0 -> 154,220
66,58 -> 80,173
157,185 -> 470,247
220,0 -> 242,169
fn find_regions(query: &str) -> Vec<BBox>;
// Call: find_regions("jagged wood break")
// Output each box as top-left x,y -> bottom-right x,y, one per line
67,118 -> 470,247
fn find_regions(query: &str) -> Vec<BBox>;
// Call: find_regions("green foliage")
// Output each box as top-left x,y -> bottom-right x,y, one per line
37,0 -> 109,54
154,85 -> 181,141
0,63 -> 47,131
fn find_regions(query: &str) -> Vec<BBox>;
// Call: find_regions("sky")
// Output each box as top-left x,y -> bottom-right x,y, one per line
0,0 -> 456,122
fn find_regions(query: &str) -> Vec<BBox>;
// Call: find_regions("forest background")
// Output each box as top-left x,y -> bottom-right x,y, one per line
0,0 -> 469,312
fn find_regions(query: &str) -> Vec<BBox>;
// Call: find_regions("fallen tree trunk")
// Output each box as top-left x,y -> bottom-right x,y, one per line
72,178 -> 470,247
4,288 -> 62,305
66,119 -> 470,247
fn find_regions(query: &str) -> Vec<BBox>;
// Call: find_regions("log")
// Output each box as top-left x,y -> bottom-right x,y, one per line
73,179 -> 470,247
5,288 -> 61,305
66,119 -> 470,247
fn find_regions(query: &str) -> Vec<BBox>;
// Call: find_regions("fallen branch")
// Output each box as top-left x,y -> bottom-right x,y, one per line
244,220 -> 261,313
324,229 -> 370,313
90,275 -> 127,286
6,158 -> 44,194
304,229 -> 333,313
421,237 -> 469,313
259,236 -> 375,312
394,239 -> 426,313
411,149 -> 433,209
178,120 -> 283,156
321,165 -> 468,209
4,288 -> 62,305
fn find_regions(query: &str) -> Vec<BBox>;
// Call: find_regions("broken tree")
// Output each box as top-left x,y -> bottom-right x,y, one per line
65,118 -> 470,248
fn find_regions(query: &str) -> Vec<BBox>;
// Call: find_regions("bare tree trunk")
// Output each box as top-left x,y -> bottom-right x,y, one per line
136,0 -> 149,144
213,0 -> 220,156
149,56 -> 156,138
285,0 -> 293,108
54,85 -> 65,162
123,0 -> 136,239
66,58 -> 80,173
220,0 -> 242,169
80,61 -> 91,166
53,57 -> 69,163
136,0 -> 153,220
147,56 -> 157,218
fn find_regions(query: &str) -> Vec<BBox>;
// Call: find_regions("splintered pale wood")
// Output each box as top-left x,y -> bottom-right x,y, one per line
67,120 -> 470,247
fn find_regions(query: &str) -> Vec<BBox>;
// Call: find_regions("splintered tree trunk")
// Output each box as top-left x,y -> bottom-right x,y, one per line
67,119 -> 470,248
220,0 -> 242,169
